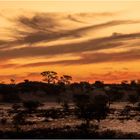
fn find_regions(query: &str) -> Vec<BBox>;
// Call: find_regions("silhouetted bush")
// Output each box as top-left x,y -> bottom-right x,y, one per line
12,103 -> 21,113
61,101 -> 69,114
0,118 -> 7,125
73,94 -> 109,127
12,111 -> 26,133
128,93 -> 139,105
23,100 -> 41,113
44,108 -> 62,120
2,85 -> 20,103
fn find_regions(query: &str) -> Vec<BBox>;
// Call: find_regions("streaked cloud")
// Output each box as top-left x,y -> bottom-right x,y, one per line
17,49 -> 140,67
0,32 -> 140,61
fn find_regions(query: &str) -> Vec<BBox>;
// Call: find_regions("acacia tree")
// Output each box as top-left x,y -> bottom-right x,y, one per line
60,75 -> 72,85
41,71 -> 58,84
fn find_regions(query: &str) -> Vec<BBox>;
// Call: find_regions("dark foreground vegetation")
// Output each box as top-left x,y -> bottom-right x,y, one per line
0,71 -> 140,138
1,127 -> 140,139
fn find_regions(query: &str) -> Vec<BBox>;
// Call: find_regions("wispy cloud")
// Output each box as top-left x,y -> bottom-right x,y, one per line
14,18 -> 140,45
17,49 -> 140,67
0,63 -> 18,69
1,12 -> 140,49
0,31 -> 140,61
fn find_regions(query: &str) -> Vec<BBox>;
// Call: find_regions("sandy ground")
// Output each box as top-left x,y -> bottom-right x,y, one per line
0,102 -> 140,134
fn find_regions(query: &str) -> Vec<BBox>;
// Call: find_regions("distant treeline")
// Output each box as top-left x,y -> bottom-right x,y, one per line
0,71 -> 140,103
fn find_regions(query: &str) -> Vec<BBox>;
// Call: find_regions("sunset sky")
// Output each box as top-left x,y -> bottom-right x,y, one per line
0,0 -> 140,83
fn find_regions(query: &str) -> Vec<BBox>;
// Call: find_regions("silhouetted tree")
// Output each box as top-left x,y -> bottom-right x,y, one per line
73,94 -> 109,127
41,71 -> 58,84
80,81 -> 91,93
121,80 -> 129,89
93,94 -> 109,122
130,80 -> 137,89
59,75 -> 72,85
10,79 -> 15,85
73,94 -> 91,127
94,81 -> 104,88
24,79 -> 29,83
130,80 -> 137,85
121,80 -> 128,85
